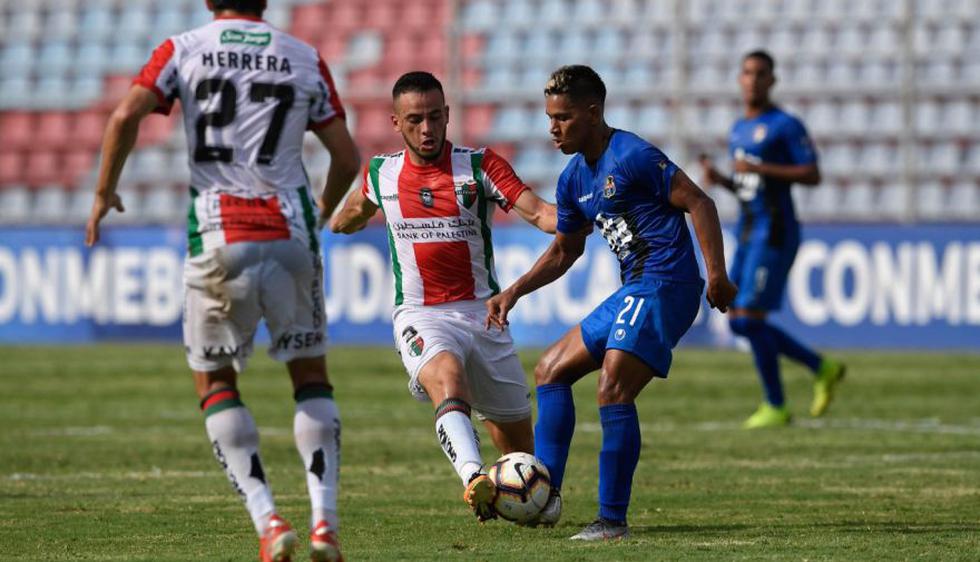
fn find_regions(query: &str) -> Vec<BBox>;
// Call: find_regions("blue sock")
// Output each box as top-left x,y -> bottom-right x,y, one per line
767,323 -> 822,373
730,317 -> 784,407
597,403 -> 640,524
534,384 -> 575,491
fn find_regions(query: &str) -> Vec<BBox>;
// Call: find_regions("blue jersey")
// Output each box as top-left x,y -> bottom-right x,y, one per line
729,106 -> 817,246
555,130 -> 700,285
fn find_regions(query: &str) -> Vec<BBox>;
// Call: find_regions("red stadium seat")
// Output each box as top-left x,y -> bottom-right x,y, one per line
347,67 -> 382,93
403,1 -> 447,27
0,150 -> 25,185
317,34 -> 348,61
290,4 -> 329,43
35,112 -> 73,150
461,67 -> 482,89
62,149 -> 96,187
463,104 -> 494,141
24,150 -> 62,187
364,2 -> 397,29
384,34 -> 417,65
0,112 -> 35,150
355,106 -> 394,144
460,35 -> 485,59
72,110 -> 108,150
419,36 -> 446,63
325,2 -> 361,30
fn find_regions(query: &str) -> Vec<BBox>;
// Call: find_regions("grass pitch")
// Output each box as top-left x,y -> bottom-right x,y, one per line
1,345 -> 978,561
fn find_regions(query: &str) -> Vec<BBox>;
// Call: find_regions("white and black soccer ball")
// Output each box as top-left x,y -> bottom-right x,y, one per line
487,452 -> 552,523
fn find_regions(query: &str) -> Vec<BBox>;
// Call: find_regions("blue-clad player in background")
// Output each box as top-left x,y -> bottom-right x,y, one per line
700,50 -> 846,429
486,65 -> 738,540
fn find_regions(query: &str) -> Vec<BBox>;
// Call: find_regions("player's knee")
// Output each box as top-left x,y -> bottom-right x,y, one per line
534,350 -> 563,385
597,373 -> 638,405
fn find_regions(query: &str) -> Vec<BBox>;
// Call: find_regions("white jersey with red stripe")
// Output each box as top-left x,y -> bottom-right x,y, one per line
362,143 -> 529,307
134,15 -> 345,256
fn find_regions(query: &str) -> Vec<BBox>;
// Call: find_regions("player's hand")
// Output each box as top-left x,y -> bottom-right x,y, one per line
485,289 -> 518,330
733,159 -> 759,174
698,154 -> 726,187
85,193 -> 125,246
706,275 -> 738,313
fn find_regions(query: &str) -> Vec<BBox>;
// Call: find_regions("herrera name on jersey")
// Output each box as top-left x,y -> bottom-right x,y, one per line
362,144 -> 529,307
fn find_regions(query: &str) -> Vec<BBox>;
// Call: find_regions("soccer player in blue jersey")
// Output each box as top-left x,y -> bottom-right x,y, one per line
486,65 -> 738,540
700,50 -> 846,429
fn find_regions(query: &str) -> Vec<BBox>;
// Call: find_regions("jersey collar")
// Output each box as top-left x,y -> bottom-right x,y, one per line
403,141 -> 453,173
215,14 -> 264,22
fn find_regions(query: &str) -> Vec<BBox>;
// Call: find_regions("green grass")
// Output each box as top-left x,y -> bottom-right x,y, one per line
0,345 -> 978,561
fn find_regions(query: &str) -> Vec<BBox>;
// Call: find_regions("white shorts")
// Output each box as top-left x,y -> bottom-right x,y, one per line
183,239 -> 327,373
392,300 -> 531,423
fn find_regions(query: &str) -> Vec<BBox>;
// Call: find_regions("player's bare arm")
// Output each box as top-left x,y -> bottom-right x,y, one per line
312,118 -> 361,226
511,190 -> 557,234
85,85 -> 160,247
329,187 -> 378,234
486,227 -> 588,329
668,170 -> 738,312
698,154 -> 736,192
734,159 -> 820,186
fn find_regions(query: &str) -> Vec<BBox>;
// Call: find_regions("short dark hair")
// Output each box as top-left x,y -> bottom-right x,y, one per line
544,65 -> 606,105
743,49 -> 776,72
209,0 -> 266,16
392,71 -> 444,99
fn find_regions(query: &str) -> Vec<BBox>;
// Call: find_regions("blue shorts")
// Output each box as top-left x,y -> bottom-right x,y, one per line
730,238 -> 799,311
580,279 -> 703,377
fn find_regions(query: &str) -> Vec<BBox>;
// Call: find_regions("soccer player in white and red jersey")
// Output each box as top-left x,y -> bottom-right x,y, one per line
85,1 -> 359,561
331,71 -> 556,522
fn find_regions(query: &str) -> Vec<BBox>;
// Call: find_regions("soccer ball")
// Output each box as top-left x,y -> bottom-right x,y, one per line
487,452 -> 552,523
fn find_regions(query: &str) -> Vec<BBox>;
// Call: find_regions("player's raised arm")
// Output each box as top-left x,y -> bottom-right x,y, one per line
486,227 -> 587,329
85,85 -> 160,246
668,170 -> 738,312
511,190 -> 557,234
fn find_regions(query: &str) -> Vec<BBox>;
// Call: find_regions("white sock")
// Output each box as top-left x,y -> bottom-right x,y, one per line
294,392 -> 341,530
203,392 -> 275,535
434,399 -> 483,485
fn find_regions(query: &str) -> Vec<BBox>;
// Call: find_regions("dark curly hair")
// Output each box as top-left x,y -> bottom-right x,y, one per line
209,0 -> 266,16
544,65 -> 606,105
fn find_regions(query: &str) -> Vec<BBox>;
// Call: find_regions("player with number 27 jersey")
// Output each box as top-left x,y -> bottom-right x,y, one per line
87,3 -> 361,561
135,14 -> 345,255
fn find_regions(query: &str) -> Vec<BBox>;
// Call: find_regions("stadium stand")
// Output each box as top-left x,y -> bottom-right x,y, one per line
0,0 -> 976,224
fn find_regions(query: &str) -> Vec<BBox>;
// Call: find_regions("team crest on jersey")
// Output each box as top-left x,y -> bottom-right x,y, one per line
603,175 -> 616,198
753,124 -> 768,143
420,187 -> 434,208
455,180 -> 478,208
402,326 -> 425,357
